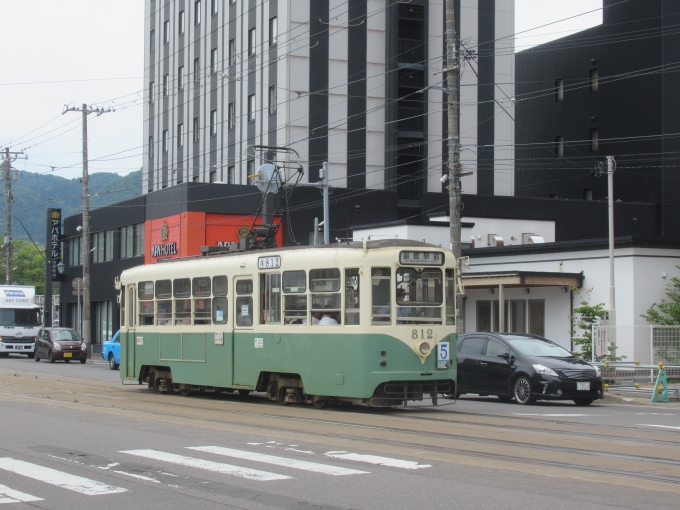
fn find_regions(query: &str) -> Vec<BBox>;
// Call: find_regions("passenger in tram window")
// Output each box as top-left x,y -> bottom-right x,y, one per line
319,305 -> 339,325
396,288 -> 411,324
302,305 -> 322,325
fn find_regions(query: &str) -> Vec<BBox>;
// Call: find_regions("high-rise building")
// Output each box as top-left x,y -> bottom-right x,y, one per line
143,0 -> 516,217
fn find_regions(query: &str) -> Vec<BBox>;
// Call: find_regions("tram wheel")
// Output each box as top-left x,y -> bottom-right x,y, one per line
238,390 -> 251,397
180,389 -> 191,396
312,399 -> 329,409
276,388 -> 288,406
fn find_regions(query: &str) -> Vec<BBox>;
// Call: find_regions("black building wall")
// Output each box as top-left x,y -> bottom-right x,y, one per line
514,0 -> 679,237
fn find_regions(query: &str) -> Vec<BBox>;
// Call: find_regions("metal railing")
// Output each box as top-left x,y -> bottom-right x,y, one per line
397,38 -> 424,63
398,107 -> 425,132
397,178 -> 423,199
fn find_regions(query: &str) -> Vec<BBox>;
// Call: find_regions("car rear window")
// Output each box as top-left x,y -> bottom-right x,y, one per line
460,336 -> 485,354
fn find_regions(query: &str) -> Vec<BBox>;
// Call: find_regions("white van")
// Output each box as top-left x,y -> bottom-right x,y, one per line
0,286 -> 42,358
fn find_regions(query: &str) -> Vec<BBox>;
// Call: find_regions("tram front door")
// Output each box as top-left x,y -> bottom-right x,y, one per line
232,276 -> 255,388
124,284 -> 136,378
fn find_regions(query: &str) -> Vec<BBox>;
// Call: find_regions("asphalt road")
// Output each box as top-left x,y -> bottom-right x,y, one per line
1,353 -> 680,509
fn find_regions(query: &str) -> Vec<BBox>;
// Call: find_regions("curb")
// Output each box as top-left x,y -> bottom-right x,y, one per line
603,392 -> 680,407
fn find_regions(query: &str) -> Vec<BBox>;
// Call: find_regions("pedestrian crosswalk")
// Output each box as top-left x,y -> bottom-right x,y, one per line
0,442 -> 432,502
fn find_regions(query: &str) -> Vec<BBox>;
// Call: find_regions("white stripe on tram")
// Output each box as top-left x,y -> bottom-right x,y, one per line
0,484 -> 43,504
324,452 -> 432,470
120,450 -> 291,481
187,446 -> 369,476
0,458 -> 127,496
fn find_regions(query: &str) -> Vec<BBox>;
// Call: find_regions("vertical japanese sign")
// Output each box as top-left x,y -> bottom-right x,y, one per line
48,209 -> 62,281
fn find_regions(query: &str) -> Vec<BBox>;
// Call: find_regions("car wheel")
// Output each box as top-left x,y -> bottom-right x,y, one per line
497,395 -> 513,402
573,398 -> 594,406
48,352 -> 55,364
35,355 -> 40,362
513,376 -> 535,405
108,353 -> 119,370
65,359 -> 70,363
80,358 -> 86,364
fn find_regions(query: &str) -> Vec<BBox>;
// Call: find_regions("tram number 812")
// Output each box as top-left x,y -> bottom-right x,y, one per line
412,329 -> 434,340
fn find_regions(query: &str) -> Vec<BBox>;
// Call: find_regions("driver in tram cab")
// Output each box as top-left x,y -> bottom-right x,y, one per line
319,305 -> 338,325
396,288 -> 411,324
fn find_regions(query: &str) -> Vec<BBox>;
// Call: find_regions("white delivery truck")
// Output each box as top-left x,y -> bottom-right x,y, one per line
0,285 -> 42,358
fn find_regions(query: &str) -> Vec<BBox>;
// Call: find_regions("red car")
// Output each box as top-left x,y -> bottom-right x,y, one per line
34,328 -> 87,364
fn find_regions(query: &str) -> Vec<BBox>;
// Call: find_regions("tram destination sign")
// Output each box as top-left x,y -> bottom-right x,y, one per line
399,251 -> 444,266
258,256 -> 281,269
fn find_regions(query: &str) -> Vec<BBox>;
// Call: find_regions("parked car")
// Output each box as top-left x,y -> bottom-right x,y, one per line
454,333 -> 604,405
101,330 -> 120,370
34,328 -> 87,364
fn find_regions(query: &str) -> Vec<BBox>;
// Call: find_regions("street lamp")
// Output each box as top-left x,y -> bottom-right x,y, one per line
57,260 -> 65,275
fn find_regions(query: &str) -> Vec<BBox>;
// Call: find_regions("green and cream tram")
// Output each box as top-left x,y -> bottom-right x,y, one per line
117,239 -> 457,407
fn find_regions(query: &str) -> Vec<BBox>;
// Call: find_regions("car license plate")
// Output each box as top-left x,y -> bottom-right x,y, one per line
63,352 -> 72,358
577,382 -> 590,391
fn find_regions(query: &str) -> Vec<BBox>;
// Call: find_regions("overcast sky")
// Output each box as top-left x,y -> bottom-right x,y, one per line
0,0 -> 602,181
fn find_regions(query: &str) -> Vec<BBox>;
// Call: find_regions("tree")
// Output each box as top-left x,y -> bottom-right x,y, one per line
571,301 -> 606,362
641,266 -> 680,325
0,237 -> 45,294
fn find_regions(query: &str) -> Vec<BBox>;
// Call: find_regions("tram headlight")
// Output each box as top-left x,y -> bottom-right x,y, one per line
418,341 -> 431,356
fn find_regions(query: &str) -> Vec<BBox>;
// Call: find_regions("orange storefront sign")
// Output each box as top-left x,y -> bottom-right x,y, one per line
145,212 -> 283,264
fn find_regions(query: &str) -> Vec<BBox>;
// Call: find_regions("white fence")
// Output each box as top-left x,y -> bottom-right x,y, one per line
592,325 -> 680,379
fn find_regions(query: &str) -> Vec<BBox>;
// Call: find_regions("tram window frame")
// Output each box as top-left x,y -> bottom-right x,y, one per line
284,294 -> 307,325
283,270 -> 306,293
157,299 -> 173,325
260,273 -> 282,325
128,287 -> 135,327
138,281 -> 154,300
175,298 -> 192,325
194,297 -> 212,325
345,268 -> 360,325
212,296 -> 228,324
445,269 -> 455,326
192,276 -> 211,297
309,268 -> 340,292
395,267 -> 443,325
311,294 -> 341,325
213,275 -> 228,296
156,279 -> 172,299
371,267 -> 392,326
120,287 -> 125,327
236,297 -> 253,327
139,300 -> 154,326
236,279 -> 253,295
173,278 -> 191,298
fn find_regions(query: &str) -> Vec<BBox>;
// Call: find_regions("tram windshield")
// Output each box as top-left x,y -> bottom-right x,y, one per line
395,268 -> 443,324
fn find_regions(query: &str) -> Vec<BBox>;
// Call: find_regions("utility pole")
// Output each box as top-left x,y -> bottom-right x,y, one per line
62,104 -> 111,356
607,156 -> 616,326
445,0 -> 462,332
2,148 -> 27,285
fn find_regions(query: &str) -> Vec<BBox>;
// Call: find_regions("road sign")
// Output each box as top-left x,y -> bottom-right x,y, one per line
72,277 -> 83,290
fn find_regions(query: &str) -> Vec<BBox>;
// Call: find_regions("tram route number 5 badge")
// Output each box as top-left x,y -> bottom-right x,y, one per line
437,342 -> 451,369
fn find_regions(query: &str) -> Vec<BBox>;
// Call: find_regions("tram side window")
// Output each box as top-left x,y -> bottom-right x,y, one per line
212,297 -> 228,324
156,279 -> 173,325
193,276 -> 211,297
120,288 -> 125,327
372,268 -> 391,325
345,268 -> 360,325
310,268 -> 341,325
128,287 -> 135,327
139,301 -> 154,326
194,298 -> 211,325
445,269 -> 455,326
139,281 -> 154,300
213,275 -> 228,296
260,273 -> 281,324
236,279 -> 253,327
283,270 -> 306,325
174,278 -> 191,298
395,268 -> 443,325
174,278 -> 192,325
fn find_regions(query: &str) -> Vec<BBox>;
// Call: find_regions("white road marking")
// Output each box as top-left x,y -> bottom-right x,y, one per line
0,458 -> 127,496
638,424 -> 680,430
113,471 -> 161,483
324,452 -> 431,470
120,450 -> 291,481
512,413 -> 590,417
188,446 -> 368,476
0,484 -> 43,504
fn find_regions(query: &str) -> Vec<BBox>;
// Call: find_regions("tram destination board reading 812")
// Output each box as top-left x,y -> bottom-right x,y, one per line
117,240 -> 457,408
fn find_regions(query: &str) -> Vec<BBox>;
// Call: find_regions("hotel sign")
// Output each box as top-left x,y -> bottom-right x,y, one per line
48,209 -> 62,281
151,242 -> 178,258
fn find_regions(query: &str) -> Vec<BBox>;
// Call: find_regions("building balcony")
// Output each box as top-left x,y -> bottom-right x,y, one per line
397,177 -> 423,200
398,107 -> 425,132
398,38 -> 425,63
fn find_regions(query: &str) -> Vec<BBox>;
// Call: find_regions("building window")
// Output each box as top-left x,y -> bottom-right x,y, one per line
179,10 -> 185,35
162,129 -> 168,153
194,57 -> 200,83
247,160 -> 255,184
550,193 -> 559,199
120,223 -> 145,259
583,188 -> 593,200
92,230 -> 114,263
211,0 -> 218,16
148,136 -> 154,159
554,78 -> 563,102
210,109 -> 217,136
228,102 -> 235,129
150,29 -> 155,53
178,66 -> 184,90
164,20 -> 170,44
163,74 -> 169,96
269,16 -> 278,46
193,116 -> 200,142
149,81 -> 155,103
95,301 -> 113,344
268,85 -> 277,115
528,300 -> 545,337
194,0 -> 201,25
229,38 -> 235,66
590,128 -> 598,151
177,123 -> 184,147
555,135 -> 563,158
228,165 -> 235,183
248,27 -> 256,56
590,68 -> 599,92
67,237 -> 82,266
209,170 -> 216,183
248,94 -> 255,122
210,48 -> 218,73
